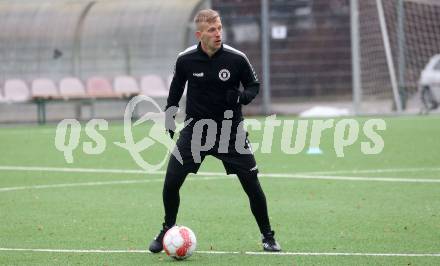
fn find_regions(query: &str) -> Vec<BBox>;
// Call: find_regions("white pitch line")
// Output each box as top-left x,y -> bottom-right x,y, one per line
0,176 -> 231,192
1,173 -> 439,193
0,128 -> 55,135
0,165 -> 162,175
0,248 -> 439,257
0,248 -> 147,254
243,251 -> 440,257
265,174 -> 440,183
296,167 -> 440,175
0,165 -> 439,184
0,165 -> 439,177
0,179 -> 162,192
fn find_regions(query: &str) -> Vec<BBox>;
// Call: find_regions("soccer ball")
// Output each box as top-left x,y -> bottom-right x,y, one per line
162,225 -> 197,260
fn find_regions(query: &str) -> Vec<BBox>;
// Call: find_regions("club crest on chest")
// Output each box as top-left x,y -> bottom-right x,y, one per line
218,69 -> 230,81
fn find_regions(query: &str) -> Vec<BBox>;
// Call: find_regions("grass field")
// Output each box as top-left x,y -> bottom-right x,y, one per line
0,115 -> 440,265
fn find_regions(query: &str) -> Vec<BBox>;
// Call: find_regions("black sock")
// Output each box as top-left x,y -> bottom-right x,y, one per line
236,171 -> 272,235
162,171 -> 188,227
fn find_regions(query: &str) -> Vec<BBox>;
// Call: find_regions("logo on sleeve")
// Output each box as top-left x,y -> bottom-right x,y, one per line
219,69 -> 230,81
193,72 -> 204,77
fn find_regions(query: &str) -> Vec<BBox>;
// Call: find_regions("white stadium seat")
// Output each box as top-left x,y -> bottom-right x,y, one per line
31,78 -> 59,99
140,75 -> 169,98
59,77 -> 86,99
113,75 -> 139,97
4,79 -> 30,102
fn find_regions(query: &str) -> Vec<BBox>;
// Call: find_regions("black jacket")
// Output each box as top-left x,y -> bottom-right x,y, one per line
166,43 -> 260,122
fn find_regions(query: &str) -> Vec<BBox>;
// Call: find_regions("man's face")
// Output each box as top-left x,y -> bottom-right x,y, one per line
197,18 -> 222,53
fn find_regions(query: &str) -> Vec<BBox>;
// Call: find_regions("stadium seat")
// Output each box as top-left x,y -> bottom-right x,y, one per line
140,75 -> 169,98
59,77 -> 86,99
4,79 -> 30,102
31,78 -> 59,99
86,76 -> 118,98
113,75 -> 139,97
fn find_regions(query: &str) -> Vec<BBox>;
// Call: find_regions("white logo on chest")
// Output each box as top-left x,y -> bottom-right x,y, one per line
193,72 -> 204,77
219,69 -> 230,81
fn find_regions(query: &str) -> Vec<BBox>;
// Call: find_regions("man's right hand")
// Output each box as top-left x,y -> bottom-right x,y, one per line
165,106 -> 178,139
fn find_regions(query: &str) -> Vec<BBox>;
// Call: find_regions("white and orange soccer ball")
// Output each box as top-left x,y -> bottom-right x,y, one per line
162,225 -> 197,260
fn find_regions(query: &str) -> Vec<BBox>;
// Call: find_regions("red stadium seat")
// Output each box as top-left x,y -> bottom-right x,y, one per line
86,77 -> 118,98
31,78 -> 59,99
59,77 -> 86,99
4,79 -> 30,102
140,75 -> 169,98
113,75 -> 139,97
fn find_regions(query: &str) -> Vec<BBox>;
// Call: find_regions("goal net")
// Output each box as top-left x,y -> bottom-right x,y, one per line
354,0 -> 440,113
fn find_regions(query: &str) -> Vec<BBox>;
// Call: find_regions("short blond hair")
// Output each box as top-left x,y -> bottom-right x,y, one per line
194,9 -> 220,30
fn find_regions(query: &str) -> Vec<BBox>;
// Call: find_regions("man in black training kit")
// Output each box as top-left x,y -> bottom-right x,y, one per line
149,9 -> 281,252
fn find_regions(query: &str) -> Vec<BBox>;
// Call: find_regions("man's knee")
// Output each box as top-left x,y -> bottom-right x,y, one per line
163,172 -> 185,192
238,171 -> 263,191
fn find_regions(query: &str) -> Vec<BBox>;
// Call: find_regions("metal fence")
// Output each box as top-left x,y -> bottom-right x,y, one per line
213,0 -> 352,100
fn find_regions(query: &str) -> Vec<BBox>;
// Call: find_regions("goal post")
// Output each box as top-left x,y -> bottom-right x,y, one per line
351,0 -> 440,114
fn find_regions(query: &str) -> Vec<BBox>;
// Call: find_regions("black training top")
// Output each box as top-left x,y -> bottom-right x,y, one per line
166,43 -> 260,122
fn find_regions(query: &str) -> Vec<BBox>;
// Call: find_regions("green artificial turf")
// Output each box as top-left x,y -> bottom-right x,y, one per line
0,115 -> 439,265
